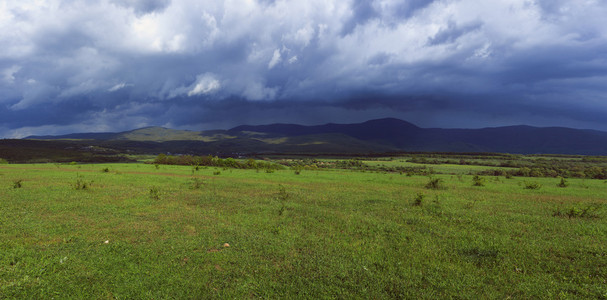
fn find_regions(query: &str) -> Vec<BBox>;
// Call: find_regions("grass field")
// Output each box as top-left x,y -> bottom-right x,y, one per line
1,162 -> 606,298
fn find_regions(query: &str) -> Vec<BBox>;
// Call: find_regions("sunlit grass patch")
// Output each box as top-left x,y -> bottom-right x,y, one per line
0,163 -> 606,298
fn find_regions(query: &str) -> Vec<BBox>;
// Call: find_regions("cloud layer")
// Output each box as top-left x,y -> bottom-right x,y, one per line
1,0 -> 607,137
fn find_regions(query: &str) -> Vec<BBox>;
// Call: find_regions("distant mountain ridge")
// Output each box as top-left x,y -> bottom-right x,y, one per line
25,118 -> 607,155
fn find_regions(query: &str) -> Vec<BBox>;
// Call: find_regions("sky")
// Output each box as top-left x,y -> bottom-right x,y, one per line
1,0 -> 607,138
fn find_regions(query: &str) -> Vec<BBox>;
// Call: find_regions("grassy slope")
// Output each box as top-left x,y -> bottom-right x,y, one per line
117,127 -> 209,142
0,163 -> 606,298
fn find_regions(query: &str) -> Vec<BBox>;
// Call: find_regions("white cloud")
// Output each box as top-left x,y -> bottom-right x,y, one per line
187,74 -> 221,96
108,83 -> 133,92
166,73 -> 221,98
268,49 -> 282,69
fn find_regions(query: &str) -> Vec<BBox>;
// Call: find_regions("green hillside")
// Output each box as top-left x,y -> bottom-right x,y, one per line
23,118 -> 607,155
116,127 -> 208,142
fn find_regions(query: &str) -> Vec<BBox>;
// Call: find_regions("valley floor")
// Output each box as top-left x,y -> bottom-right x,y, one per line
0,163 -> 606,298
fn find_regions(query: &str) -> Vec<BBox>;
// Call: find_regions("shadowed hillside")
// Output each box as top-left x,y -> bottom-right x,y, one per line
21,118 -> 607,156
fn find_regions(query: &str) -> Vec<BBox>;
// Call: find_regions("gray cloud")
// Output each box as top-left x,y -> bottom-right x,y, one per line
111,0 -> 172,15
1,0 -> 607,138
427,21 -> 483,46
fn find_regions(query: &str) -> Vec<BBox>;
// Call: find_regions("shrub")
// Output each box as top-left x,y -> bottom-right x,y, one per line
0,158 -> 8,164
189,177 -> 204,189
13,179 -> 23,189
557,177 -> 569,188
292,165 -> 303,175
425,177 -> 445,190
149,187 -> 161,200
276,185 -> 290,216
154,154 -> 285,171
472,175 -> 486,187
412,192 -> 425,206
73,176 -> 92,190
553,203 -> 602,219
523,181 -> 542,190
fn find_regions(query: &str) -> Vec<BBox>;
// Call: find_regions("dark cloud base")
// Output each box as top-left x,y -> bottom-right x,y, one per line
1,0 -> 607,137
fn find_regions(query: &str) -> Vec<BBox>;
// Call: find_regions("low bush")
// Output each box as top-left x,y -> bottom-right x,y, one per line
189,177 -> 204,190
154,154 -> 284,171
276,185 -> 290,216
553,203 -> 602,219
149,187 -> 161,200
412,192 -> 425,206
425,177 -> 446,190
73,176 -> 92,190
523,181 -> 542,190
13,179 -> 23,189
472,175 -> 486,187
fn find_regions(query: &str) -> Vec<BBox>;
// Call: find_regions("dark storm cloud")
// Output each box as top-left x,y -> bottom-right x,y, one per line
1,0 -> 607,137
340,0 -> 378,36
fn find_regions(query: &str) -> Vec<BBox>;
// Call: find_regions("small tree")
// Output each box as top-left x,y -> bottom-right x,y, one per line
472,175 -> 486,187
557,177 -> 569,188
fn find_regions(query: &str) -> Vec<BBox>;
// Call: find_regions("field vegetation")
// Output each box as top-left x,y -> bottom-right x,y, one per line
0,154 -> 606,298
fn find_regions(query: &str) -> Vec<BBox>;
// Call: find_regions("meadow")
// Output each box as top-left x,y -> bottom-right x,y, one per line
0,160 -> 606,298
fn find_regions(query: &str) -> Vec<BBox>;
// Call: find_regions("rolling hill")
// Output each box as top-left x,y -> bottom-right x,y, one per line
22,118 -> 607,155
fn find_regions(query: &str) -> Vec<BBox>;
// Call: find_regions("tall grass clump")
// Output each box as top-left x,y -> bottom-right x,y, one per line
553,203 -> 603,219
189,177 -> 204,190
523,181 -> 542,190
425,176 -> 446,190
292,165 -> 303,175
275,184 -> 290,216
149,186 -> 161,200
73,176 -> 92,190
472,175 -> 486,187
412,192 -> 425,206
12,179 -> 23,189
0,158 -> 8,164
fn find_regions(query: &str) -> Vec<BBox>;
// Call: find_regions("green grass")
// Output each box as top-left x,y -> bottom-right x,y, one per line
353,158 -> 515,175
0,163 -> 606,298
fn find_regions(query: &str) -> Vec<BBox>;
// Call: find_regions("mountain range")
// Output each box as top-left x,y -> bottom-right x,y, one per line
24,118 -> 607,155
